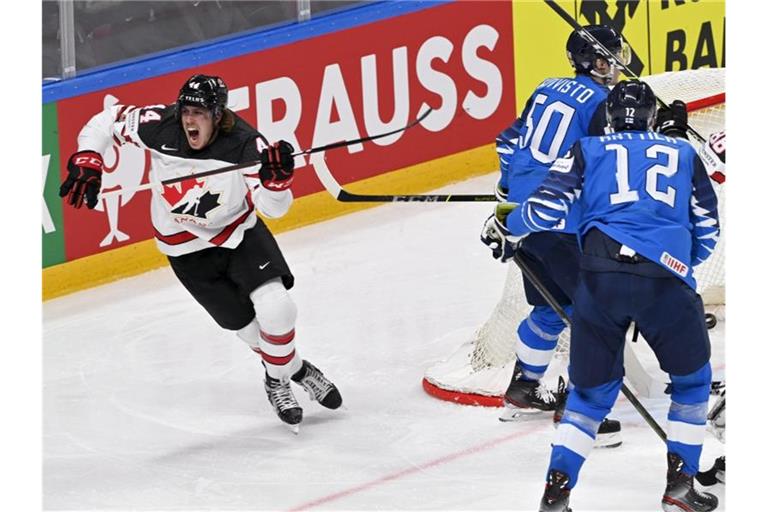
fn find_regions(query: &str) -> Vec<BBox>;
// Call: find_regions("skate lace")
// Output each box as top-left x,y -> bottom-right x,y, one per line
269,381 -> 299,410
534,384 -> 557,405
299,366 -> 333,401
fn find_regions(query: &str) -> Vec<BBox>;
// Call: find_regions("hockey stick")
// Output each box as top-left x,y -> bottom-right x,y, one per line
542,0 -> 706,144
511,250 -> 669,443
103,107 -> 437,198
312,156 -> 497,203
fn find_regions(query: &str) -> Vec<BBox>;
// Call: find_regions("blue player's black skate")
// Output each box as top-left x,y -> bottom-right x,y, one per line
662,453 -> 719,512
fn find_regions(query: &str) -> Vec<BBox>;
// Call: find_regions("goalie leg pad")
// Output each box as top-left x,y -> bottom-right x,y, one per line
247,278 -> 302,379
516,305 -> 568,380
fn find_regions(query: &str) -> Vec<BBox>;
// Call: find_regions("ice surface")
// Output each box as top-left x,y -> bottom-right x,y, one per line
43,173 -> 726,511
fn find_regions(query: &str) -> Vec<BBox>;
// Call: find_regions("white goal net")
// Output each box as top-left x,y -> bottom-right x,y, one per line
423,68 -> 726,406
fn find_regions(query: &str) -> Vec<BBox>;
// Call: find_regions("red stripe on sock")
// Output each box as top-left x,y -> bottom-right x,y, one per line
260,350 -> 296,366
260,329 -> 295,345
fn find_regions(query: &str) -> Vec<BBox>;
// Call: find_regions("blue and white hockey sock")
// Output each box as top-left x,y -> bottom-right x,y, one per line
548,379 -> 621,488
516,305 -> 570,380
667,363 -> 712,475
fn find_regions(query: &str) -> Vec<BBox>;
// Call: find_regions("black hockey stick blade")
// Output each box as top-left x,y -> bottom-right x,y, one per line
541,0 -> 706,144
162,107 -> 435,187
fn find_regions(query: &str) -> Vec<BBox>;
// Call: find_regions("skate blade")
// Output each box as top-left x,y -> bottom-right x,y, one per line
499,405 -> 546,422
284,423 -> 300,435
661,499 -> 696,512
593,431 -> 622,449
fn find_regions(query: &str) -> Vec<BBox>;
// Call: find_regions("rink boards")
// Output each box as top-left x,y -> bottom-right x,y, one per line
41,0 -> 724,299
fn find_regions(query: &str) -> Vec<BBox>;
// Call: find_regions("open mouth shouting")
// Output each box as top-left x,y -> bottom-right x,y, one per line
180,104 -> 216,150
185,125 -> 202,148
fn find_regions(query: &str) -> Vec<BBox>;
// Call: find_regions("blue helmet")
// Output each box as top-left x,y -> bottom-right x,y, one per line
606,80 -> 658,132
177,74 -> 228,118
566,25 -> 629,83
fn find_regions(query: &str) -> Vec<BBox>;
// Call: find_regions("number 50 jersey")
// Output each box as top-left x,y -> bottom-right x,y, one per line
506,130 -> 720,290
497,74 -> 610,233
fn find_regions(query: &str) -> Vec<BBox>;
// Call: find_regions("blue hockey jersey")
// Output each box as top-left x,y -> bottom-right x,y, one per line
496,74 -> 610,233
506,130 -> 720,289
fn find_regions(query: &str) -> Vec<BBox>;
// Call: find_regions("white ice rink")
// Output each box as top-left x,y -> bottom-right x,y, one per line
43,173 -> 727,511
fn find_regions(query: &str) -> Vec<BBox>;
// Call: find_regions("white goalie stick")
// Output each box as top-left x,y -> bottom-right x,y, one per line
542,0 -> 707,144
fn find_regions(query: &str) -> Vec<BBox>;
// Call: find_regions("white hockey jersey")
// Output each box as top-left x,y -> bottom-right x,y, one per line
77,103 -> 292,256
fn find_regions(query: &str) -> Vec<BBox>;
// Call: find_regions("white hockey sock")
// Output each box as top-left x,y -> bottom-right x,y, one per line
250,279 -> 302,380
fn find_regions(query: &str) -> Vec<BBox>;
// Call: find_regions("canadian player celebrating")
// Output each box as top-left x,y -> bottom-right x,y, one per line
59,74 -> 342,432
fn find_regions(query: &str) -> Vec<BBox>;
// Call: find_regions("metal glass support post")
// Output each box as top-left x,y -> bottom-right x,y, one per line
58,0 -> 77,78
298,0 -> 311,22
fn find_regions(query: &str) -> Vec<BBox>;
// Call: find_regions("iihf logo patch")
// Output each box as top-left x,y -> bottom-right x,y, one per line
660,252 -> 689,277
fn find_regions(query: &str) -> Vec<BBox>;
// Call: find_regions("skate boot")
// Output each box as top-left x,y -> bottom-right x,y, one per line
696,456 -> 725,487
503,362 -> 560,417
291,360 -> 342,409
662,453 -> 719,512
553,384 -> 622,448
265,374 -> 303,430
539,469 -> 573,512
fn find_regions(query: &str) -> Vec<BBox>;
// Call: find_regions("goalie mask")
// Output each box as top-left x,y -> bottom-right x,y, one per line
606,80 -> 658,132
177,74 -> 228,119
566,25 -> 630,84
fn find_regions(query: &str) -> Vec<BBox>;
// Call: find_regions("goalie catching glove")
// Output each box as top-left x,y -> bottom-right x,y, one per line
259,140 -> 295,191
480,202 -> 525,263
59,150 -> 104,209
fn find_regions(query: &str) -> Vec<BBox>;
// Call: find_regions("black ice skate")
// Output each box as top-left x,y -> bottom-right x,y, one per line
539,469 -> 573,512
662,453 -> 719,512
291,360 -> 342,409
501,363 -> 560,419
553,384 -> 622,448
265,374 -> 303,432
695,456 -> 725,487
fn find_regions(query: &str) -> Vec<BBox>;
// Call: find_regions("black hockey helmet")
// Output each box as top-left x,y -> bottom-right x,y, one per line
566,25 -> 630,83
177,74 -> 228,118
606,80 -> 658,132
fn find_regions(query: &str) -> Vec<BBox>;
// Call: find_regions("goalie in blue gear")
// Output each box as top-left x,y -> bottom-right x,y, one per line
494,80 -> 720,512
483,25 -> 629,446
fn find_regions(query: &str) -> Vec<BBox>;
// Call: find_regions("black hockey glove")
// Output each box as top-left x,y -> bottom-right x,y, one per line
59,150 -> 104,209
480,202 -> 524,263
259,140 -> 295,191
655,100 -> 688,139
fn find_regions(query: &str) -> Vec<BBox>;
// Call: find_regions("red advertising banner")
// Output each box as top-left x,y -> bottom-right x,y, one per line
56,1 -> 515,261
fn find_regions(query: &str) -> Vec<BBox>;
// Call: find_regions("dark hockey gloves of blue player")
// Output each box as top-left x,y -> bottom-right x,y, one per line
59,150 -> 104,209
481,202 -> 524,263
655,99 -> 689,139
259,140 -> 295,191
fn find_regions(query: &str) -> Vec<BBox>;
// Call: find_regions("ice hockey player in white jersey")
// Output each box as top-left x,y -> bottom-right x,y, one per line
59,74 -> 342,432
694,129 -> 726,489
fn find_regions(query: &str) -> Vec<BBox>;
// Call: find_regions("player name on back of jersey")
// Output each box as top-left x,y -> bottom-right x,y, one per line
598,132 -> 679,144
539,78 -> 597,104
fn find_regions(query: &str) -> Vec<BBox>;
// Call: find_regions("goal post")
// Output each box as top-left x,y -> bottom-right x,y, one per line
423,68 -> 726,406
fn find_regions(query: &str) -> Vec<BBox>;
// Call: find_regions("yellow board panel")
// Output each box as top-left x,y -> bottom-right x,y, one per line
647,0 -> 725,73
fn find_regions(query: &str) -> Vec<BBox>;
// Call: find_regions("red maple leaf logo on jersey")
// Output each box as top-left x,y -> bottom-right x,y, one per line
161,178 -> 202,209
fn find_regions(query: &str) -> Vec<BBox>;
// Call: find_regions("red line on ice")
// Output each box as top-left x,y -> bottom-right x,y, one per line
287,424 -> 546,511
